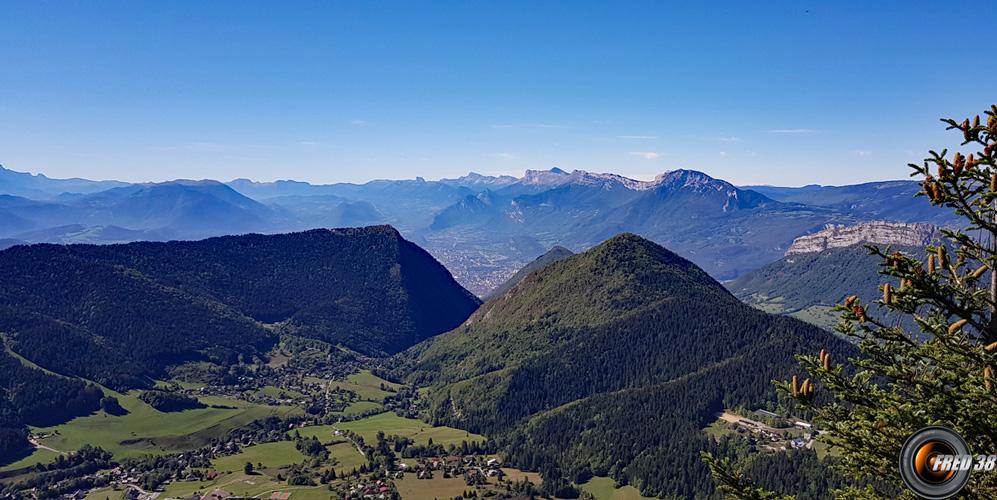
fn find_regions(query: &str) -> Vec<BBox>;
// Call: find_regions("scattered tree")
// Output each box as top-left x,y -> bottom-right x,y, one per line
706,105 -> 997,498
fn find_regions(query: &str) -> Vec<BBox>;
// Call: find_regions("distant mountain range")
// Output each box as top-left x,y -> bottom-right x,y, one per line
0,164 -> 956,295
0,165 -> 128,199
393,233 -> 851,497
744,181 -> 956,226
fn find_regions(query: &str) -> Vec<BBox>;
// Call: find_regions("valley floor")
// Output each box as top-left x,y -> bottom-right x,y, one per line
0,340 -> 543,500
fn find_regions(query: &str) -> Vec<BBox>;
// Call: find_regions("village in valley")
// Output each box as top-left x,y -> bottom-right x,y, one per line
0,337 -> 542,500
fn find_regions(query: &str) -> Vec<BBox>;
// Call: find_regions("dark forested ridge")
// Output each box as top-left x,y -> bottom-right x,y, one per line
0,226 -> 480,391
0,347 -> 103,463
394,233 -> 852,497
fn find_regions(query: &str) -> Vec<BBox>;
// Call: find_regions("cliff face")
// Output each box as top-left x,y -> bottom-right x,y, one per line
786,221 -> 939,255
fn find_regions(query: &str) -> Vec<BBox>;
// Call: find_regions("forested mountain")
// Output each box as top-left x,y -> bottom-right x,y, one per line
72,181 -> 283,236
0,226 -> 479,390
394,234 -> 851,497
0,347 -> 103,463
728,243 -> 923,331
486,246 -> 574,300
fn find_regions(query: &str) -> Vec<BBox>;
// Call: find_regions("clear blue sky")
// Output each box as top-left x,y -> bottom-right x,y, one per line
1,1 -> 993,186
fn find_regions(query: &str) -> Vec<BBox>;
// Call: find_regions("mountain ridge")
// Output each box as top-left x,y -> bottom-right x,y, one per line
395,232 -> 851,497
786,221 -> 939,255
486,245 -> 574,300
0,225 -> 480,390
0,163 -> 945,296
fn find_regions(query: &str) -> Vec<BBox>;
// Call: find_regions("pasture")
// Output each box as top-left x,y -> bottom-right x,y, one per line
579,477 -> 656,500
326,441 -> 366,470
328,370 -> 400,402
32,389 -> 295,459
0,448 -> 58,472
394,475 -> 470,499
334,412 -> 485,447
212,441 -> 308,473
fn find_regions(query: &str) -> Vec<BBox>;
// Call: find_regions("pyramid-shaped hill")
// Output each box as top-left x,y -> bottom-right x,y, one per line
394,233 -> 852,497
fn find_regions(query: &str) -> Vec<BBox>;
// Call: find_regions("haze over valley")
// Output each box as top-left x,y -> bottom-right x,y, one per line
0,164 -> 956,296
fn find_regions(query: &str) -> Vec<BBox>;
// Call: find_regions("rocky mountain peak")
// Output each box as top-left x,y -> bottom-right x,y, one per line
786,221 -> 940,255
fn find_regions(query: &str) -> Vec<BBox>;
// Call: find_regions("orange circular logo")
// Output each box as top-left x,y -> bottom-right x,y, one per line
913,440 -> 956,484
899,427 -> 971,499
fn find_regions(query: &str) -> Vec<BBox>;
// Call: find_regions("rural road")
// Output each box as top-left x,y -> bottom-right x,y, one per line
28,437 -> 64,455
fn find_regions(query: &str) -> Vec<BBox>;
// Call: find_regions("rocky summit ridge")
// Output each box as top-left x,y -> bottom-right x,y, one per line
786,221 -> 939,255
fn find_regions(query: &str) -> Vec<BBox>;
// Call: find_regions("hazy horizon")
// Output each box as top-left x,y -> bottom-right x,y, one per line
1,161 -> 913,188
2,1 -> 993,187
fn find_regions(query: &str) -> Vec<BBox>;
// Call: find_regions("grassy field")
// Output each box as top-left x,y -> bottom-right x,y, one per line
703,418 -> 736,440
288,427 -> 367,470
267,350 -> 292,368
32,389 -> 296,459
159,477 -> 221,499
394,469 -> 540,500
0,448 -> 58,472
84,486 -> 125,500
498,468 -> 541,483
812,435 -> 841,460
328,370 -> 400,403
326,441 -> 366,470
260,385 -> 307,399
160,471 -> 333,499
334,412 -> 485,446
579,477 -> 656,500
789,305 -> 840,332
341,400 -> 381,416
294,424 -> 339,441
395,475 -> 470,499
212,441 -> 308,473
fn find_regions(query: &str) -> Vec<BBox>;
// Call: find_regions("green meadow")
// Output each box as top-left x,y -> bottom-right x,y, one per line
160,471 -> 331,500
333,412 -> 484,446
579,477 -> 657,500
394,475 -> 470,499
0,448 -> 58,472
32,389 -> 297,459
328,370 -> 400,402
326,441 -> 366,470
212,441 -> 308,473
259,385 -> 307,399
341,400 -> 381,416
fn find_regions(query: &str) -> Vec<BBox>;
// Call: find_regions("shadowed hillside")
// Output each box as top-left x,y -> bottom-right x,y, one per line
0,226 -> 480,391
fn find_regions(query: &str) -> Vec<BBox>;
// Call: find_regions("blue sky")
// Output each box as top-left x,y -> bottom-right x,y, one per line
1,1 -> 993,186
